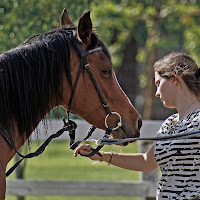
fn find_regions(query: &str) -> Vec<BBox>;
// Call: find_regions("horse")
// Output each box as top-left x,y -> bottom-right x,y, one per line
0,9 -> 142,199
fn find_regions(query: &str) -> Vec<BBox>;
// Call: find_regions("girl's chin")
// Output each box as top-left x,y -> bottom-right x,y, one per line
162,101 -> 169,107
163,102 -> 175,109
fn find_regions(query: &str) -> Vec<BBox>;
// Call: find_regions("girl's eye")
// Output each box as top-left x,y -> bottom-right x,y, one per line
102,69 -> 111,75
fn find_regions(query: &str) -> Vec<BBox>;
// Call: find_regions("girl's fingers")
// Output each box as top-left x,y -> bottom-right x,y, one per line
73,145 -> 102,161
74,145 -> 91,157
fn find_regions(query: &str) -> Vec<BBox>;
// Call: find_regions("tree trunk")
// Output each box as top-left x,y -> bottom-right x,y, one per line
117,35 -> 138,105
143,49 -> 157,120
143,2 -> 161,120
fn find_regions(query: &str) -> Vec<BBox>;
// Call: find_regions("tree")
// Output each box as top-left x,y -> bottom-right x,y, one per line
1,0 -> 200,120
90,0 -> 200,119
0,0 -> 91,52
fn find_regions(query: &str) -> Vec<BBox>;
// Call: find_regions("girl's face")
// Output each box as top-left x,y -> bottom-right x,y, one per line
154,72 -> 177,108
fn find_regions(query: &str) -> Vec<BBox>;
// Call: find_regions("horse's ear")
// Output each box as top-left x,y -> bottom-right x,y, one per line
60,8 -> 74,27
77,11 -> 92,47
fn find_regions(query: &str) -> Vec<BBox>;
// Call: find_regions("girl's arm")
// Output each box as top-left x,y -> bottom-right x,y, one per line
74,144 -> 158,172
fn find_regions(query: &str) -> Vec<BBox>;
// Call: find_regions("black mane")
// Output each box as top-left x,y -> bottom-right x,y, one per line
0,28 -> 72,137
0,27 -> 111,139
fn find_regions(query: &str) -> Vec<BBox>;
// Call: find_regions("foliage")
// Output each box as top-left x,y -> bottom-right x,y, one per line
0,0 -> 91,53
2,0 -> 200,67
90,0 -> 200,72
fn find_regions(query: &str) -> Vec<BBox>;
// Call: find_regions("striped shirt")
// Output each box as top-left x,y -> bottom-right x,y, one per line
154,108 -> 200,200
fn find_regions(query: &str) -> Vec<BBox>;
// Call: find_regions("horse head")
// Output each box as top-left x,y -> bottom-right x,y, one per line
60,9 -> 142,144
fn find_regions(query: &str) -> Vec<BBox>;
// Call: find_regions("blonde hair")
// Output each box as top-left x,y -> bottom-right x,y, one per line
153,52 -> 200,97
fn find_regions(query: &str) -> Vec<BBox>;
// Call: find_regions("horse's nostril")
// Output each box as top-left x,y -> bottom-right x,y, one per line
138,118 -> 142,130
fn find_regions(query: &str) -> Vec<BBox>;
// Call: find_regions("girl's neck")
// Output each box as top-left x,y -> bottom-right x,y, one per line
176,99 -> 200,121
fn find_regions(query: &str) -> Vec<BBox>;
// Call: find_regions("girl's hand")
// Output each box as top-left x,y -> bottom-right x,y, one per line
74,144 -> 102,161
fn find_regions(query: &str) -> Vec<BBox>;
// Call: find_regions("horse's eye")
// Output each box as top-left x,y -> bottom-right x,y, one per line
102,69 -> 111,75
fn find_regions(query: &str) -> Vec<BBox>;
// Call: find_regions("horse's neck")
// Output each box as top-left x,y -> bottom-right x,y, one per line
59,71 -> 71,108
19,75 -> 70,145
5,66 -> 72,162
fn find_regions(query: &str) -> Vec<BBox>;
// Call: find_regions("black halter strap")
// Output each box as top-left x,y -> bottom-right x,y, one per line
67,38 -> 113,156
67,37 -> 111,117
85,64 -> 112,115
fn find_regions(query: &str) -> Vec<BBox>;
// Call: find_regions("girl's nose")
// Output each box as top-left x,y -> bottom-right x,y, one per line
155,89 -> 160,98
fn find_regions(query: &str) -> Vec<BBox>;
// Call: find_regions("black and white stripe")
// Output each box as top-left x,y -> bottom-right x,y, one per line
154,108 -> 200,200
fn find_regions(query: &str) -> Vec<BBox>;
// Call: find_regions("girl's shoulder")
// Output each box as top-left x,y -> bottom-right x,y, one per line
187,107 -> 200,118
156,115 -> 176,136
164,107 -> 200,125
157,107 -> 200,137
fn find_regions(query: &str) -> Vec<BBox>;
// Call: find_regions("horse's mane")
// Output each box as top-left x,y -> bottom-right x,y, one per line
0,27 -> 111,139
0,28 -> 73,138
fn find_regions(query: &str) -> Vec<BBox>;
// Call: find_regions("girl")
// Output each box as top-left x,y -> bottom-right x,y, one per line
74,52 -> 200,200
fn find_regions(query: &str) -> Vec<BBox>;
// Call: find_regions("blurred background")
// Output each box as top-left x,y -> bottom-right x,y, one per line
2,0 -> 200,120
1,0 -> 200,199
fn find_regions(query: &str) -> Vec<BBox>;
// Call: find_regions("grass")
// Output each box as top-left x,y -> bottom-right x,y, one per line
6,140 -> 141,200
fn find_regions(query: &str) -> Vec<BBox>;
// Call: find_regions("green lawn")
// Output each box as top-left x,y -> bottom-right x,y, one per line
6,140 -> 141,200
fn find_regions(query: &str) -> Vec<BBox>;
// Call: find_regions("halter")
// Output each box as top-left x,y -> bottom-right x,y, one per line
66,36 -> 122,157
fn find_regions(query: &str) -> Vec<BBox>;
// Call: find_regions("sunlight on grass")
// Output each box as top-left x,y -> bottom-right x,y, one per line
7,140 -> 139,181
6,140 -> 141,200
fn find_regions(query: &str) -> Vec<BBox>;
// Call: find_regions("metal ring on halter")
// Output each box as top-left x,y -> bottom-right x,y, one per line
105,112 -> 122,131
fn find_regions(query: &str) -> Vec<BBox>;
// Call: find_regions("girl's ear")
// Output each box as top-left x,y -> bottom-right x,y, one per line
170,73 -> 181,86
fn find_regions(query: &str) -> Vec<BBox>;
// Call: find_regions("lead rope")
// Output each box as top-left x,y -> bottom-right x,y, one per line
80,127 -> 112,158
4,119 -> 77,177
99,130 -> 200,145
